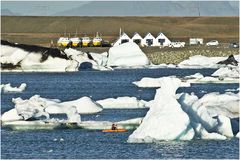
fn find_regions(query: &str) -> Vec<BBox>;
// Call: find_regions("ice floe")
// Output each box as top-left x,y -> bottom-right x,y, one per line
96,97 -> 148,108
133,71 -> 239,88
1,95 -> 103,123
178,55 -> 239,68
1,83 -> 26,93
212,66 -> 239,78
133,76 -> 191,88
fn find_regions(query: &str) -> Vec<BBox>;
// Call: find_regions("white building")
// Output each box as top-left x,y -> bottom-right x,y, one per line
155,32 -> 171,46
113,32 -> 131,46
131,32 -> 143,45
142,32 -> 157,46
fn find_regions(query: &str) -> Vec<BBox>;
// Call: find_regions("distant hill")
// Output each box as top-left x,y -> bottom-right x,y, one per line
54,1 -> 239,16
1,9 -> 17,16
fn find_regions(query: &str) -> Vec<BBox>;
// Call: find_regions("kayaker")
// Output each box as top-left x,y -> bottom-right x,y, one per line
111,123 -> 117,130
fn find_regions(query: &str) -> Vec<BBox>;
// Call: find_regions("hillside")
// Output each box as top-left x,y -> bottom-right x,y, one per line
55,1 -> 239,16
1,16 -> 239,46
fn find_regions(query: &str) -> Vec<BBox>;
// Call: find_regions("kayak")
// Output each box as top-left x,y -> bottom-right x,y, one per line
102,129 -> 128,133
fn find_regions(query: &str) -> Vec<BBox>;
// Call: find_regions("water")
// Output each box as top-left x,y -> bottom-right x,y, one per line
1,68 -> 239,159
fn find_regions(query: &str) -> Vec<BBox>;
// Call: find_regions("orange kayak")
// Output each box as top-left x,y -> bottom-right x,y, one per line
102,129 -> 128,133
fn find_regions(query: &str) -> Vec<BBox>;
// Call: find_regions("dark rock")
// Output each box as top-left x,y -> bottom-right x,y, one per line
217,55 -> 238,66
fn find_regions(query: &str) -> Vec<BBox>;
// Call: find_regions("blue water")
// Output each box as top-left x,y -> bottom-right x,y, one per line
1,68 -> 239,159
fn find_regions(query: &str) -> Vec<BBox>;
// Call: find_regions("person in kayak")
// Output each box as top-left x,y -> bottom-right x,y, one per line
111,123 -> 117,130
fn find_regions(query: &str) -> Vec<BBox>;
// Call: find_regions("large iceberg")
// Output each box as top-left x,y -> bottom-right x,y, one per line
107,42 -> 150,67
128,77 -> 239,142
128,77 -> 195,142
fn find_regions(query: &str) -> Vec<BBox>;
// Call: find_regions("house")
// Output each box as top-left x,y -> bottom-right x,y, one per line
113,32 -> 131,46
142,32 -> 157,46
131,32 -> 143,45
155,32 -> 171,46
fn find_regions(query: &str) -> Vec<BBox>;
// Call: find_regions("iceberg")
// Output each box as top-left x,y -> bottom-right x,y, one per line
1,83 -> 26,93
128,77 -> 194,142
133,76 -> 191,88
129,77 -> 238,142
107,42 -> 150,67
46,96 -> 103,114
216,115 -> 234,138
2,95 -> 103,123
178,55 -> 239,68
96,97 -> 148,108
212,66 -> 239,78
196,92 -> 239,118
236,132 -> 240,139
1,109 -> 23,122
0,40 -> 109,72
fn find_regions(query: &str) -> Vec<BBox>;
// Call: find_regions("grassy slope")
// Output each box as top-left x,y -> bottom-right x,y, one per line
1,16 -> 239,46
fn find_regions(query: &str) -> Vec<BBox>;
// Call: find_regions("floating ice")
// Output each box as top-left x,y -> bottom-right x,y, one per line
107,42 -> 150,67
133,76 -> 191,88
1,95 -> 103,123
129,76 -> 239,142
0,40 -> 109,72
128,77 -> 195,142
1,83 -> 26,93
46,96 -> 103,114
96,97 -> 148,108
236,132 -> 240,139
1,109 -> 23,122
216,115 -> 234,138
196,92 -> 239,118
212,66 -> 240,78
178,55 -> 239,68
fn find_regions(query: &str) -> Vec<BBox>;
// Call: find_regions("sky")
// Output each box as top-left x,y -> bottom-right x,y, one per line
1,1 -> 239,16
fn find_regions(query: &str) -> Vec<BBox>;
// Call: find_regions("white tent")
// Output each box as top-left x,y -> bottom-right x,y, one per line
131,32 -> 143,46
113,32 -> 131,46
155,32 -> 171,46
142,33 -> 157,47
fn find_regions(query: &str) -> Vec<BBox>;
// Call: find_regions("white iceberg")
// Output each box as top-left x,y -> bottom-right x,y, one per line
1,41 -> 109,72
89,52 -> 108,66
212,66 -> 240,78
1,109 -> 23,122
216,115 -> 234,138
96,97 -> 148,109
133,76 -> 191,88
2,95 -> 103,123
107,42 -> 150,67
196,92 -> 239,118
236,132 -> 240,139
178,55 -> 239,68
128,77 -> 194,142
1,83 -> 26,93
193,123 -> 227,140
46,96 -> 103,114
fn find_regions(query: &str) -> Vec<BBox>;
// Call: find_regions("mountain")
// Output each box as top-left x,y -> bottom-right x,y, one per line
1,9 -> 17,16
53,1 -> 239,16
